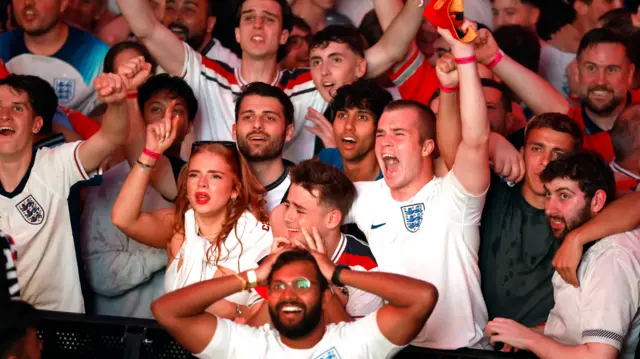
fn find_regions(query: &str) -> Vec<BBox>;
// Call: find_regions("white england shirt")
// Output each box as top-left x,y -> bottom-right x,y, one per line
180,43 -> 328,163
196,311 -> 403,359
0,142 -> 97,313
347,171 -> 488,350
545,228 -> 640,358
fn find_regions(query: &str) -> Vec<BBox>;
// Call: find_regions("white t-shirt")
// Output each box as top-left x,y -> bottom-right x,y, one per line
0,142 -> 98,313
165,208 -> 273,307
202,39 -> 241,69
180,43 -> 328,163
196,311 -> 403,359
347,171 -> 488,350
538,44 -> 575,98
265,173 -> 291,213
545,228 -> 640,358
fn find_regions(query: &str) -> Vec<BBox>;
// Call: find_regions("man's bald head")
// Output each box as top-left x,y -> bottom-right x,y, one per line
611,104 -> 640,162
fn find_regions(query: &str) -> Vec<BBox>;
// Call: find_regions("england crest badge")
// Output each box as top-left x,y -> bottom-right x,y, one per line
314,347 -> 341,359
401,203 -> 425,233
53,78 -> 76,104
16,195 -> 45,225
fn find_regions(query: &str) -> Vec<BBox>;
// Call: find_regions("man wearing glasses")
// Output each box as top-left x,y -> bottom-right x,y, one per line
151,246 -> 438,358
280,16 -> 312,71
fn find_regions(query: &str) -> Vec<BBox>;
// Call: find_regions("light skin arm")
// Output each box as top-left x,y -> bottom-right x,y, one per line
115,0 -> 185,76
77,73 -> 130,173
434,53 -> 461,170
443,24 -> 491,195
485,318 -> 618,359
553,191 -> 640,286
111,104 -> 180,248
474,29 -> 570,115
365,0 -> 426,78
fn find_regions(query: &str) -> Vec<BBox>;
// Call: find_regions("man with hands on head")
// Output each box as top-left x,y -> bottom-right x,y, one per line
0,65 -> 136,312
150,245 -> 438,359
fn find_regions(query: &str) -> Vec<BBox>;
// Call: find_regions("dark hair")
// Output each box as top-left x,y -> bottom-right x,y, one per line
234,0 -> 293,32
206,0 -> 219,17
234,82 -> 294,127
103,41 -> 158,74
540,151 -> 616,205
481,78 -> 512,113
611,104 -> 640,162
289,158 -> 356,221
576,28 -> 631,63
358,10 -> 383,48
536,1 -> 575,40
384,100 -> 437,144
0,74 -> 57,134
494,25 -> 540,72
428,88 -> 441,108
331,79 -> 393,124
0,301 -> 39,357
291,15 -> 311,34
137,74 -> 199,123
599,8 -> 635,35
309,25 -> 366,58
267,250 -> 329,293
524,112 -> 584,150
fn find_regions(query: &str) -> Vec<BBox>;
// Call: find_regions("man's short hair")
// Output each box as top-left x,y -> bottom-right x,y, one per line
309,25 -> 366,58
576,28 -> 631,63
383,100 -> 437,143
536,1 -> 575,40
599,8 -> 636,36
489,0 -> 542,7
611,104 -> 640,162
206,0 -> 219,17
103,41 -> 158,74
482,78 -> 512,113
358,10 -> 382,48
291,15 -> 311,34
540,151 -> 616,205
0,301 -> 39,358
524,112 -> 584,150
233,0 -> 293,32
331,79 -> 393,125
289,159 -> 356,221
234,82 -> 294,127
137,74 -> 199,123
494,25 -> 541,72
0,74 -> 57,134
267,249 -> 329,292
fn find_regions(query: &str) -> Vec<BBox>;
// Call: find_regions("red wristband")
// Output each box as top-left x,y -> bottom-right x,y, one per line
126,91 -> 138,99
440,84 -> 459,93
454,55 -> 476,65
143,148 -> 161,160
486,50 -> 504,69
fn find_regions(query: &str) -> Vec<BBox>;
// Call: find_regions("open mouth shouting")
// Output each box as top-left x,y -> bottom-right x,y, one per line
340,135 -> 356,150
381,153 -> 400,173
0,126 -> 16,137
194,191 -> 210,205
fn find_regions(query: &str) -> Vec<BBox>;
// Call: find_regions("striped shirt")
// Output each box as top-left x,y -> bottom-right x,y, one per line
1,230 -> 20,301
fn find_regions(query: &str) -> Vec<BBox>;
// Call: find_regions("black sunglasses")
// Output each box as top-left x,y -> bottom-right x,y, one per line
191,140 -> 241,166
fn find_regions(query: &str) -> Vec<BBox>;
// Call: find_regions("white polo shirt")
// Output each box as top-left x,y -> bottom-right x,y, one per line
195,311 -> 403,359
0,142 -> 96,313
180,44 -> 328,163
545,228 -> 640,358
347,171 -> 488,350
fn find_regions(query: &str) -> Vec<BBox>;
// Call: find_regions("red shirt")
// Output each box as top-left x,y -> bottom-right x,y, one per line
0,60 -> 9,79
389,47 -> 440,105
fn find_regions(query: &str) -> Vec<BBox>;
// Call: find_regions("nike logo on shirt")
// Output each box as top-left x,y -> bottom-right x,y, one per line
371,223 -> 387,229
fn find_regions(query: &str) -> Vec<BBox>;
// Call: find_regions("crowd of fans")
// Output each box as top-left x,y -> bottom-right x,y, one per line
1,0 -> 640,358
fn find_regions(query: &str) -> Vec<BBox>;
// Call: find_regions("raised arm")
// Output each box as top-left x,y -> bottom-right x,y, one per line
443,24 -> 490,195
553,191 -> 640,286
115,0 -> 185,76
434,53 -> 461,170
474,29 -> 570,115
365,0 -> 426,78
111,104 -> 179,248
77,73 -> 129,173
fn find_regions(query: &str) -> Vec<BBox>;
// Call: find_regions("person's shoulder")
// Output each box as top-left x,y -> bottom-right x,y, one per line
278,67 -> 313,89
325,11 -> 354,27
341,234 -> 378,270
354,178 -> 386,196
68,26 -> 108,51
591,228 -> 640,260
0,30 -> 24,58
317,148 -> 343,167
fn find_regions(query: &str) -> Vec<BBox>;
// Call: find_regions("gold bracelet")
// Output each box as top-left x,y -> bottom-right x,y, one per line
234,273 -> 247,291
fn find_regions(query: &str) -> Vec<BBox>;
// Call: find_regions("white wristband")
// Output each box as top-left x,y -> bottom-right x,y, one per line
247,270 -> 258,289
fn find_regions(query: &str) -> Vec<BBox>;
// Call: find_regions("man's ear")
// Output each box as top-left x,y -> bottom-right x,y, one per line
235,27 -> 241,45
528,6 -> 541,26
324,208 -> 342,231
285,123 -> 294,142
627,63 -> 636,87
32,116 -> 43,134
421,139 -> 435,158
590,189 -> 607,215
232,123 -> 237,141
206,16 -> 217,34
280,29 -> 290,46
573,0 -> 589,16
355,58 -> 367,79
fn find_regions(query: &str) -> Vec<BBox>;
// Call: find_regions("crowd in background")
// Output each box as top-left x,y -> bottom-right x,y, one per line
2,0 -> 640,358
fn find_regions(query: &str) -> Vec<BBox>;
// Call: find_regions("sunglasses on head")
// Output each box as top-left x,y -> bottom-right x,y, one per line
190,140 -> 241,166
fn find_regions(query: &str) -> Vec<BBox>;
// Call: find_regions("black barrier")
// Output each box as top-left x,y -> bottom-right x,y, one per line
36,310 -> 535,359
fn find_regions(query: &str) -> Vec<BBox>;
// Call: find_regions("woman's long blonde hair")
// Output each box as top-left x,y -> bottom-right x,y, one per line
172,143 -> 269,269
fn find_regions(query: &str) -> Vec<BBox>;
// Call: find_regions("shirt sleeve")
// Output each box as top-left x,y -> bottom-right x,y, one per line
344,182 -> 375,238
179,43 -> 204,98
436,170 -> 487,226
195,318 -> 264,359
388,47 -> 440,104
579,250 -> 640,350
345,311 -> 405,358
346,285 -> 384,318
36,141 -> 99,198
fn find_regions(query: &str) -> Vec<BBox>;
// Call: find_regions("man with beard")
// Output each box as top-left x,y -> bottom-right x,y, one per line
487,151 -> 640,359
317,79 -> 390,182
151,247 -> 438,358
162,0 -> 240,68
567,28 -> 636,163
0,0 -> 109,115
233,82 -> 294,212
